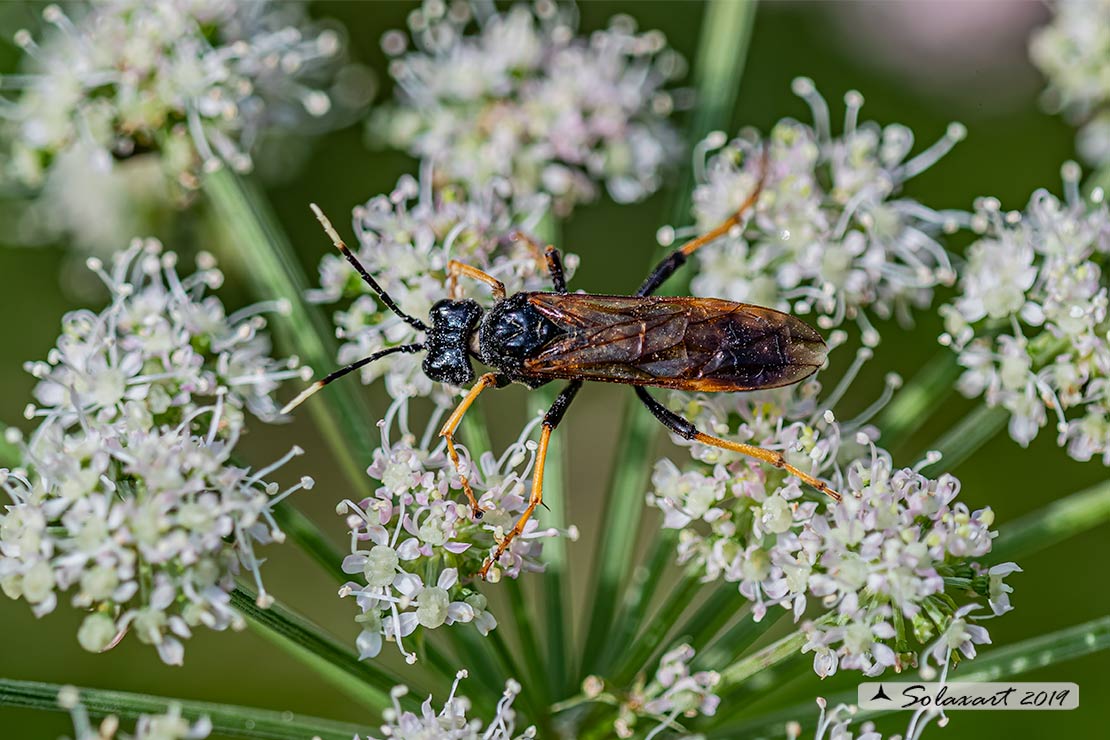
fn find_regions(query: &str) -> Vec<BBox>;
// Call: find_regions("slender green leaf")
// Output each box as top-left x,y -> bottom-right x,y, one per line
718,628 -> 807,688
506,579 -> 549,705
613,571 -> 703,685
695,609 -> 781,671
598,530 -> 678,671
670,585 -> 747,655
580,0 -> 760,679
991,477 -> 1110,562
202,167 -> 374,491
719,615 -> 1110,737
230,587 -> 410,713
0,679 -> 363,740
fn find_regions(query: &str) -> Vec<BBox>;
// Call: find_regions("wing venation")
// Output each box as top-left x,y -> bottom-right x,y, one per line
522,293 -> 826,392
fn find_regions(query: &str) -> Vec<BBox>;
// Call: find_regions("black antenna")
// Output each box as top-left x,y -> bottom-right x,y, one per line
282,343 -> 424,414
309,203 -> 429,332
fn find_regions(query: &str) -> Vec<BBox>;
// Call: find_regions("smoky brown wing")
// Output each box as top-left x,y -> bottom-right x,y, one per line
523,293 -> 827,391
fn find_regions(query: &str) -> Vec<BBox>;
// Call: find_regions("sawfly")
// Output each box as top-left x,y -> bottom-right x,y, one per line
285,154 -> 835,579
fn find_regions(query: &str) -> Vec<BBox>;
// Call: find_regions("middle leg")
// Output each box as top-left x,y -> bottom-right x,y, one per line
636,149 -> 768,297
479,379 -> 582,579
635,386 -> 840,500
439,372 -> 510,518
510,231 -> 568,293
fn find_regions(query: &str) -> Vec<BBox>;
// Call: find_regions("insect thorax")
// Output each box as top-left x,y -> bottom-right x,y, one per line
423,298 -> 483,385
477,293 -> 564,386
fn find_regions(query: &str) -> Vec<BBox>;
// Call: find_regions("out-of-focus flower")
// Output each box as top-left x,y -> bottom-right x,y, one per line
5,0 -> 345,188
1031,0 -> 1110,165
679,79 -> 964,346
0,242 -> 311,665
309,165 -> 572,402
362,670 -> 535,740
2,0 -> 360,252
374,0 -> 684,215
939,163 -> 1110,462
646,342 -> 1017,678
58,685 -> 212,740
339,396 -> 573,663
613,644 -> 720,740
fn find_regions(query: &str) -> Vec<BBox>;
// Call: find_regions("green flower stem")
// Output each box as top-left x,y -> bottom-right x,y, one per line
230,587 -> 412,713
271,501 -> 346,583
875,350 -> 961,452
525,212 -> 574,698
721,615 -> 1110,737
921,403 -> 1008,474
579,0 -> 759,679
439,625 -> 504,715
0,678 -> 363,740
578,399 -> 659,677
717,628 -> 808,689
532,383 -> 572,696
612,571 -> 703,686
695,610 -> 782,672
597,530 -> 678,671
201,167 -> 374,492
671,585 -> 748,655
990,477 -> 1110,562
506,579 -> 550,706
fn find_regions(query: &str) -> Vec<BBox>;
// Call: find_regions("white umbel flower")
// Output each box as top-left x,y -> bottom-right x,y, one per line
0,243 -> 312,664
683,80 -> 964,345
646,344 -> 1016,677
1031,0 -> 1110,166
940,164 -> 1110,462
375,0 -> 684,215
4,0 -> 345,190
363,670 -> 535,740
339,396 -> 568,663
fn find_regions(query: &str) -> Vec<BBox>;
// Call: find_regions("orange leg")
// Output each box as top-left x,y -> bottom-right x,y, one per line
479,425 -> 551,580
637,149 -> 769,297
510,231 -> 568,292
691,431 -> 840,501
446,260 -> 505,300
439,373 -> 503,517
479,379 -> 581,580
635,386 -> 839,500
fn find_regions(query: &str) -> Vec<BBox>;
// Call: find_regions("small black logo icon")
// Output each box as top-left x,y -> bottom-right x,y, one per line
871,685 -> 892,702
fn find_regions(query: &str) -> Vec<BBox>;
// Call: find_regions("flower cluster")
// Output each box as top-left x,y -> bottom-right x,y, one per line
681,79 -> 964,345
786,697 -> 943,740
939,165 -> 1110,462
309,166 -> 571,402
374,0 -> 683,215
59,685 -> 211,740
0,240 -> 310,664
611,644 -> 720,740
1030,0 -> 1110,166
646,345 -> 1018,678
340,396 -> 572,663
366,671 -> 534,740
5,0 -> 345,188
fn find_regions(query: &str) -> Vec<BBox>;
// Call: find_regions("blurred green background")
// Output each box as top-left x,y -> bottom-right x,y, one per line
0,1 -> 1106,738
